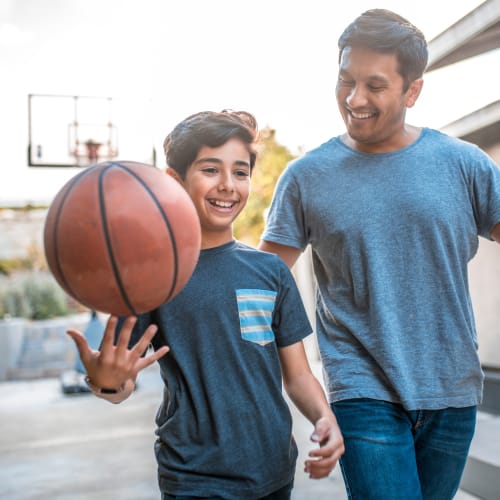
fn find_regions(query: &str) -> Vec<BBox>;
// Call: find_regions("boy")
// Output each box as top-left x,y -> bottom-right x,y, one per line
67,110 -> 344,499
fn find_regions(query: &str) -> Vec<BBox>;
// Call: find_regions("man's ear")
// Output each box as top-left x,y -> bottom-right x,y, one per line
405,78 -> 423,109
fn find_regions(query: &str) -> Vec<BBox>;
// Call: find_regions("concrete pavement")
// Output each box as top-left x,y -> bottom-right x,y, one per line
0,359 -> 478,500
0,360 -> 346,500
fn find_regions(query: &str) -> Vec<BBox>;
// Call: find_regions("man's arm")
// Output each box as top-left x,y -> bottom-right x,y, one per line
492,222 -> 500,243
258,240 -> 302,269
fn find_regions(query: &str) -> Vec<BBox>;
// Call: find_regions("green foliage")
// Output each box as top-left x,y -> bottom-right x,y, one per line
0,282 -> 30,319
0,271 -> 80,320
234,127 -> 296,246
0,259 -> 22,276
22,274 -> 69,319
0,242 -> 48,276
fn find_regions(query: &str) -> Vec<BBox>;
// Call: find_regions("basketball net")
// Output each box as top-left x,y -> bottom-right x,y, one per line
85,140 -> 101,164
70,138 -> 118,167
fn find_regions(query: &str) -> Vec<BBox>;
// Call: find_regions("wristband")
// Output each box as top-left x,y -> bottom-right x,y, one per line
84,375 -> 125,395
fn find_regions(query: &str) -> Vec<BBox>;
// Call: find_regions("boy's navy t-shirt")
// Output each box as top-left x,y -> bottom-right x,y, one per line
130,240 -> 312,498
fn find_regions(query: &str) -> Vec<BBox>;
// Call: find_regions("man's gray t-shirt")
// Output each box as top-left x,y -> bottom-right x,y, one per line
262,128 -> 500,410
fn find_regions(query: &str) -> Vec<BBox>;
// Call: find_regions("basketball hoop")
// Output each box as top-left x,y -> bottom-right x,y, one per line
67,96 -> 119,167
70,128 -> 118,167
84,140 -> 102,164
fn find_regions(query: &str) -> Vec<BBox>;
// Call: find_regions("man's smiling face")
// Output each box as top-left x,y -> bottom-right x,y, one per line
336,46 -> 421,153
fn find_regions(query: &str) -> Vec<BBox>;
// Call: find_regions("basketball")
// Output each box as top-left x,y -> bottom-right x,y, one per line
43,161 -> 201,316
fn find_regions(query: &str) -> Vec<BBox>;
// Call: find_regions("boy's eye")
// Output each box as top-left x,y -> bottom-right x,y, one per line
235,169 -> 250,178
202,167 -> 218,174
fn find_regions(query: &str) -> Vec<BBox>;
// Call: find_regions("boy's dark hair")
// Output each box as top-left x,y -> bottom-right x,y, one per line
338,9 -> 428,91
163,110 -> 258,179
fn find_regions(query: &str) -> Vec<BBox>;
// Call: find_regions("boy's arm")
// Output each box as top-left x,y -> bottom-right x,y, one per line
279,341 -> 344,478
67,315 -> 169,404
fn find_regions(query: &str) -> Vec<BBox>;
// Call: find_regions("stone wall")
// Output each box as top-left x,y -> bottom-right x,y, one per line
0,208 -> 47,260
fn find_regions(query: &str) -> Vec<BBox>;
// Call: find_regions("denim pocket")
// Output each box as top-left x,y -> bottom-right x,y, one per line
236,288 -> 277,346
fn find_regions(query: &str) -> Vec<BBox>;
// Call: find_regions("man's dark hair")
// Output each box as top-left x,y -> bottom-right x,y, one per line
163,110 -> 258,179
338,9 -> 428,91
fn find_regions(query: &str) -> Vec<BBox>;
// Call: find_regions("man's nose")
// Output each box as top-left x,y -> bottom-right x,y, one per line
346,85 -> 368,107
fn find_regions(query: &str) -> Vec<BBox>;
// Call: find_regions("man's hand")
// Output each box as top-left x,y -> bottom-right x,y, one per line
67,315 -> 169,391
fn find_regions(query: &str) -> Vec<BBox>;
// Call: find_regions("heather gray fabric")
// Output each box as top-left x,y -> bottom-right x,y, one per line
262,128 -> 500,411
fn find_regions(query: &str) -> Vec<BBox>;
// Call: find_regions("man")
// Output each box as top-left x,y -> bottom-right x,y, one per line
260,9 -> 500,499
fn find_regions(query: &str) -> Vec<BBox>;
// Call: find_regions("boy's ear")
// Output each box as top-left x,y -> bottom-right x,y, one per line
166,167 -> 183,184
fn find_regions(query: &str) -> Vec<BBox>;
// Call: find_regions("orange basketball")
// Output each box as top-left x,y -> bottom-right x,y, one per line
44,161 -> 201,316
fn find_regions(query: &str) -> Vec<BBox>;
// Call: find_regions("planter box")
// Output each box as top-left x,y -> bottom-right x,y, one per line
0,313 -> 92,380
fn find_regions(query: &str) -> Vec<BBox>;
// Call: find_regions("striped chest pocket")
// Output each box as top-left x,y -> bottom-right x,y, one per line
236,289 -> 277,346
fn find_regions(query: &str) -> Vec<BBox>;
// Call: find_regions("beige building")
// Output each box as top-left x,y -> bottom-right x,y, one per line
426,0 -> 500,372
427,2 -> 500,498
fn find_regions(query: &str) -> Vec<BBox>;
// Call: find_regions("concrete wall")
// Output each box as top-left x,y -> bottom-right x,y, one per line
469,237 -> 500,368
469,143 -> 500,368
292,246 -> 320,361
0,208 -> 47,260
0,313 -> 90,380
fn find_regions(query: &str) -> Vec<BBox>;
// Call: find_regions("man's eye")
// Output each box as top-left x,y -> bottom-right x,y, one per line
338,77 -> 354,86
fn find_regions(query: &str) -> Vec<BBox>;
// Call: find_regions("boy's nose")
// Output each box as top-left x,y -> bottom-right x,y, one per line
218,174 -> 235,192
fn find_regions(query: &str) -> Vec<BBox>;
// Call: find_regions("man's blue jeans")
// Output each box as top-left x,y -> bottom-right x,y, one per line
332,399 -> 476,499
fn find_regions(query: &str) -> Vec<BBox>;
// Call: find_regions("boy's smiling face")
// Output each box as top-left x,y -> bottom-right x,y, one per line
177,137 -> 252,249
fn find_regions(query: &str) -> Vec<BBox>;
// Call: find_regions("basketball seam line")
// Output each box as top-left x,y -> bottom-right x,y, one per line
113,162 -> 180,305
52,167 -> 95,306
99,163 -> 138,316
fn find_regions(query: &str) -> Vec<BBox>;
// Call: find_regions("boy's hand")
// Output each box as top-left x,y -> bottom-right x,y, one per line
304,415 -> 345,479
67,315 -> 169,391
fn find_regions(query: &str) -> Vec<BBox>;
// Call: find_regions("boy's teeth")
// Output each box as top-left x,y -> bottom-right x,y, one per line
214,200 -> 233,207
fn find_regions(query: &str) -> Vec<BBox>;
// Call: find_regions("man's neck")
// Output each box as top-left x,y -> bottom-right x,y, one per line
342,125 -> 422,154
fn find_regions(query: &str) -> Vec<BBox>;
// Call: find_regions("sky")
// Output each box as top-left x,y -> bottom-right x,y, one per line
1,0 -> 496,206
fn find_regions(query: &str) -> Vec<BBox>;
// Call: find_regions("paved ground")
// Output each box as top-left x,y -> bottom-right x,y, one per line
0,359 -> 477,500
0,361 -> 346,500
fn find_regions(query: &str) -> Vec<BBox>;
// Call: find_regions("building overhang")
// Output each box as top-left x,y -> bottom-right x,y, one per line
441,100 -> 500,148
426,0 -> 500,72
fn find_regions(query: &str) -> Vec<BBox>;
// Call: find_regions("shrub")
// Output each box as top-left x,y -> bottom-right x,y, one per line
0,271 -> 83,320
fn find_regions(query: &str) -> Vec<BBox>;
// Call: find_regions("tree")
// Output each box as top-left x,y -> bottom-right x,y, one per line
234,127 -> 297,246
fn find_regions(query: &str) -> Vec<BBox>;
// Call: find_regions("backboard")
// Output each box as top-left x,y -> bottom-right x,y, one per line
28,94 -> 119,167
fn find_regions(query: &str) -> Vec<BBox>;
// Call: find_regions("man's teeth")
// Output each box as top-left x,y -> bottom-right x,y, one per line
351,111 -> 374,119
